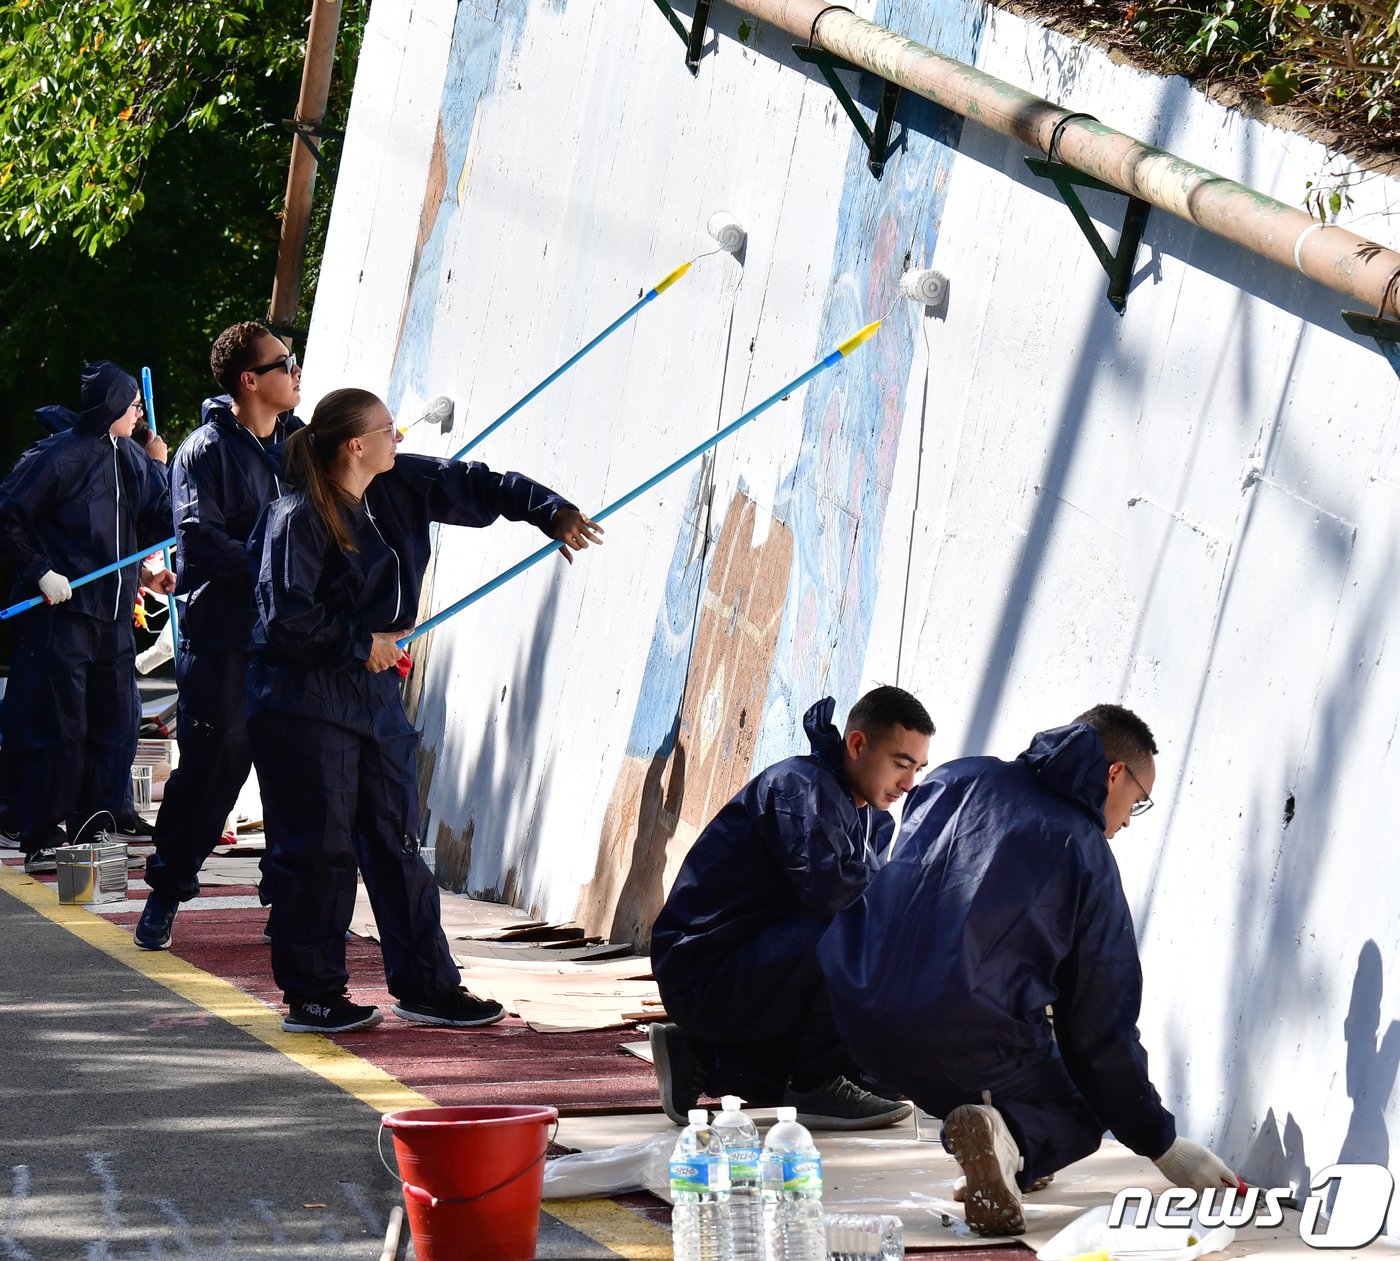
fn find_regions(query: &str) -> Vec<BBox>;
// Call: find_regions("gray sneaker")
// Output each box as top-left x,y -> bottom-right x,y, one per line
944,1102 -> 1025,1236
648,1022 -> 709,1125
783,1074 -> 913,1131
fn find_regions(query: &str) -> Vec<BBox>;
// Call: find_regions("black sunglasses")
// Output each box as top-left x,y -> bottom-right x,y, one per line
249,352 -> 298,376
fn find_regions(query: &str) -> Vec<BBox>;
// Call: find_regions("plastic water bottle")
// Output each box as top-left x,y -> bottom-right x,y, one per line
760,1105 -> 824,1261
825,1212 -> 905,1260
714,1096 -> 762,1260
671,1107 -> 735,1261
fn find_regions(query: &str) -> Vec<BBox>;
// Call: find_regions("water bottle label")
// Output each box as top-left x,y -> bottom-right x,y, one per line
669,1158 -> 731,1194
728,1146 -> 760,1180
776,1154 -> 821,1193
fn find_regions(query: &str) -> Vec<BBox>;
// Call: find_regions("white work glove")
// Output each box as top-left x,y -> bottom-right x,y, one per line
37,570 -> 72,605
1153,1137 -> 1239,1189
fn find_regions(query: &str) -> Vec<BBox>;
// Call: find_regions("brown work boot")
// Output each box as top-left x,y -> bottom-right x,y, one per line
944,1103 -> 1025,1236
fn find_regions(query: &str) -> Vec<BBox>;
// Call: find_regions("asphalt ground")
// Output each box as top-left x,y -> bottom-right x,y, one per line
0,865 -> 665,1260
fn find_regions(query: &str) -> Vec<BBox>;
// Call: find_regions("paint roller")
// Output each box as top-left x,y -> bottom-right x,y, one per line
899,266 -> 949,307
449,214 -> 748,461
397,395 -> 455,437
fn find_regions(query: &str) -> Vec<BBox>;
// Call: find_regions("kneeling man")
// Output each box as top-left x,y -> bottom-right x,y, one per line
650,686 -> 933,1130
820,703 -> 1237,1235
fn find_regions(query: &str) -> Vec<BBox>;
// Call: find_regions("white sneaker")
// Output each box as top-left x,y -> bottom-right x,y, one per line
944,1102 -> 1025,1236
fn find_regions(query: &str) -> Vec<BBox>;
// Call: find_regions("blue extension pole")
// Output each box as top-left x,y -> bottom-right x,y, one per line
449,260 -> 695,461
1,538 -> 179,621
400,320 -> 884,648
142,366 -> 180,660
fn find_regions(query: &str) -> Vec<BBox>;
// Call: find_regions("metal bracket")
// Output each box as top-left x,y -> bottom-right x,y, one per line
793,45 -> 901,178
280,118 -> 346,172
1342,311 -> 1400,372
649,0 -> 712,73
1025,157 -> 1151,314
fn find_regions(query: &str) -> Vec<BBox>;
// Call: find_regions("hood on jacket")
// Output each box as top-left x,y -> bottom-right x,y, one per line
1016,722 -> 1109,827
75,360 -> 140,436
803,697 -> 851,782
34,405 -> 76,434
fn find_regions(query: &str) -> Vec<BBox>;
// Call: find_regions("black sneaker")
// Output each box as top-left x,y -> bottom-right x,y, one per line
283,996 -> 383,1034
113,811 -> 152,839
134,892 -> 179,950
649,1022 -> 709,1125
0,824 -> 19,851
783,1074 -> 913,1131
23,848 -> 59,874
392,987 -> 505,1028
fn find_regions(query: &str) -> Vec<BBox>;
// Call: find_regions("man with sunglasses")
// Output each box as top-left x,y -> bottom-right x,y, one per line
819,703 -> 1237,1236
136,322 -> 303,950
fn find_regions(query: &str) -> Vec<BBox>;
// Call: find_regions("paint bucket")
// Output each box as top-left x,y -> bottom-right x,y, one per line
380,1104 -> 558,1261
55,842 -> 129,905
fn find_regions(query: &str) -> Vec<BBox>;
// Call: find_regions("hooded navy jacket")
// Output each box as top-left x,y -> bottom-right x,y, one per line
248,453 -> 571,719
819,722 -> 1173,1156
0,362 -> 171,623
173,396 -> 304,652
651,697 -> 894,975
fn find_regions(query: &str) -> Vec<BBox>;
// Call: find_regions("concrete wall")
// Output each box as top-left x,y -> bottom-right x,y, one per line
304,0 -> 1400,1216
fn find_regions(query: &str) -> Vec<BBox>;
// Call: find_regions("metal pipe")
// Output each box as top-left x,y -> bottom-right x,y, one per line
268,0 -> 344,333
745,0 -> 1400,319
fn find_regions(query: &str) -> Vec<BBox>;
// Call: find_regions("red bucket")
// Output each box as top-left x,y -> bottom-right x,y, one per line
381,1104 -> 559,1261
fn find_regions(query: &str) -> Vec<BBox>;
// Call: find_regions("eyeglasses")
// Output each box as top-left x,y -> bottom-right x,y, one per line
249,352 -> 298,376
1123,763 -> 1154,816
129,399 -> 145,416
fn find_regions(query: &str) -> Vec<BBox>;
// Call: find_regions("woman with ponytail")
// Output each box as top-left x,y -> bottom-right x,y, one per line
247,387 -> 602,1033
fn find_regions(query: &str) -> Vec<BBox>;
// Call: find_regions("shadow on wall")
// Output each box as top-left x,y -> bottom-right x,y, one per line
407,542 -> 566,907
579,491 -> 794,947
1239,941 -> 1399,1207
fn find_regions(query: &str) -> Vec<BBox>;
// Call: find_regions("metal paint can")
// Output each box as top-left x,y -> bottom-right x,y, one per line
55,842 -> 129,906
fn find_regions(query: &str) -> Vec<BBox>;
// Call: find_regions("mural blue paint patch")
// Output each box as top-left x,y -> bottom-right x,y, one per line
751,0 -> 985,767
622,469 -> 712,758
384,1 -> 531,414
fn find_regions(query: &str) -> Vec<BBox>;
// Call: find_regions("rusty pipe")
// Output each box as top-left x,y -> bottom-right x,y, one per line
743,0 -> 1399,319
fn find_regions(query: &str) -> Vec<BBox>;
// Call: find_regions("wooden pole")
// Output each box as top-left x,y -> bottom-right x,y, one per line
268,0 -> 344,335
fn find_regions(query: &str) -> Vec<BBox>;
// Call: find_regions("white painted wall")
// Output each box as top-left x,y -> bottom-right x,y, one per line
306,0 -> 1400,1218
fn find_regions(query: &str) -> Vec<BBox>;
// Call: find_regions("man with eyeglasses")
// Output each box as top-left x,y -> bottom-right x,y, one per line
819,702 -> 1238,1237
0,361 -> 175,869
136,322 -> 303,950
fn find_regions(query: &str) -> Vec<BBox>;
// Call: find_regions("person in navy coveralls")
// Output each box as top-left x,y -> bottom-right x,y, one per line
135,322 -> 305,951
650,687 -> 933,1130
820,703 -> 1238,1236
247,386 -> 602,1034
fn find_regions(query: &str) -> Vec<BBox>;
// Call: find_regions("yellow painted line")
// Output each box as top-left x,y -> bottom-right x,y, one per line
0,862 -> 432,1114
545,1198 -> 672,1258
0,862 -> 674,1257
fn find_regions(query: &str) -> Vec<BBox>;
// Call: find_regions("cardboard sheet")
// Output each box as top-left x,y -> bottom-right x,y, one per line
552,1112 -> 1395,1258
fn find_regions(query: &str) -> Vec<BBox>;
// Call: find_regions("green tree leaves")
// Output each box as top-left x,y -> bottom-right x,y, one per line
0,0 -> 312,254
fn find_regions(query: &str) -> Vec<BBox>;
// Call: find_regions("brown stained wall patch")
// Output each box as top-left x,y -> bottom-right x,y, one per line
579,492 -> 793,949
436,817 -> 474,890
393,119 -> 449,360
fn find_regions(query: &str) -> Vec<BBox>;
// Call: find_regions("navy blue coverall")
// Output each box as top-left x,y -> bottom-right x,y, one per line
651,698 -> 894,1101
246,453 -> 571,1005
144,397 -> 303,901
0,363 -> 172,851
819,722 -> 1176,1185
